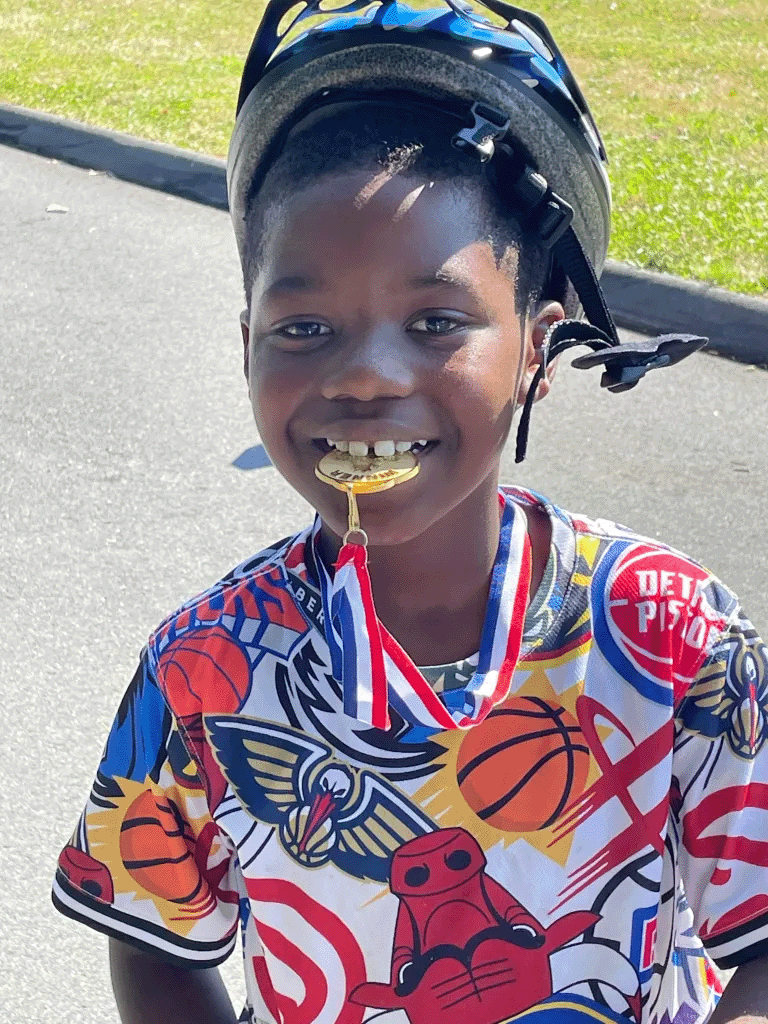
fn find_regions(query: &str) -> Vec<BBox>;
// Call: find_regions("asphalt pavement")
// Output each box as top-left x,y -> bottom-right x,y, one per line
2,144 -> 767,1024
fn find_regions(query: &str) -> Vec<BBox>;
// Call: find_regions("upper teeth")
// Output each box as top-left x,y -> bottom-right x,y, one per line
326,439 -> 429,456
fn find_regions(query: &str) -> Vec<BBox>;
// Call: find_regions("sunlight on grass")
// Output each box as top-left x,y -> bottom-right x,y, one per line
1,0 -> 766,293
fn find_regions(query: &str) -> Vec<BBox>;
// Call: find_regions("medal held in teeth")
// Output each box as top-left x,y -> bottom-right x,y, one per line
315,441 -> 422,544
316,449 -> 419,546
315,440 -> 423,730
315,448 -> 420,495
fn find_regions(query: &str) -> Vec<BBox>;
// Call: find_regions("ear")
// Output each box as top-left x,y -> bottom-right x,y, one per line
516,301 -> 565,408
240,309 -> 250,380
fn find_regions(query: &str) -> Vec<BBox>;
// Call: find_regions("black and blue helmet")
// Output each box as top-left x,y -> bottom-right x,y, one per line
228,0 -> 706,460
229,0 -> 609,274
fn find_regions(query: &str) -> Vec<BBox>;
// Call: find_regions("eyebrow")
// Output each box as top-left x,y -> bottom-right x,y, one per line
263,268 -> 478,299
262,275 -> 322,299
408,269 -> 480,296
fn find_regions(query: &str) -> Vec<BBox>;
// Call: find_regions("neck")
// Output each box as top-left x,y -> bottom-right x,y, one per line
317,477 -> 505,665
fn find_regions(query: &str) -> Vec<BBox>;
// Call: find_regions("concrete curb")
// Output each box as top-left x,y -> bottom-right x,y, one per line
0,103 -> 229,210
3,102 -> 767,364
601,262 -> 768,366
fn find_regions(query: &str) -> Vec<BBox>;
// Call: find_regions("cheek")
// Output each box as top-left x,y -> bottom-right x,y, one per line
443,340 -> 520,423
247,352 -> 302,447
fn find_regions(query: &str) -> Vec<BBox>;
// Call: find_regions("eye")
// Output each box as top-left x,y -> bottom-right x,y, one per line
408,314 -> 462,335
279,321 -> 331,338
404,864 -> 430,888
268,320 -> 333,351
509,924 -> 545,949
445,849 -> 472,871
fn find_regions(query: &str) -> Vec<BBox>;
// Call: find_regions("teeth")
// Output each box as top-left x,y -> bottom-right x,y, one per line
325,438 -> 433,456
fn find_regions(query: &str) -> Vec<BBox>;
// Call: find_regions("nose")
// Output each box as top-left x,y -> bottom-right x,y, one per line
321,325 -> 416,402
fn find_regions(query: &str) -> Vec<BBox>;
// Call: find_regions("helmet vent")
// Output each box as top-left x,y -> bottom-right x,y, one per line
510,19 -> 553,61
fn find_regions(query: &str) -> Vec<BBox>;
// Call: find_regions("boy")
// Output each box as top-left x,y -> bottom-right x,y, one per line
53,3 -> 768,1024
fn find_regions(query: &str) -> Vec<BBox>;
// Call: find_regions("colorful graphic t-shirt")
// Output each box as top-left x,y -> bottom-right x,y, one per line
53,489 -> 768,1024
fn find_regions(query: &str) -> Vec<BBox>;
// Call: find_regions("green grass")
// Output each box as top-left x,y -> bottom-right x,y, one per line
2,0 -> 767,294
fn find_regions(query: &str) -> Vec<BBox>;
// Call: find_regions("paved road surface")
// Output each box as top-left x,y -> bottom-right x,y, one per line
2,144 -> 766,1023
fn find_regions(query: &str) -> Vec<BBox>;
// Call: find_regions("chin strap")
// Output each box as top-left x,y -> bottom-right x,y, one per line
452,102 -> 708,462
514,322 -> 707,463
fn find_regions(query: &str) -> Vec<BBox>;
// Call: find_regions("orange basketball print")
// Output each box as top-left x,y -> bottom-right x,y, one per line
119,790 -> 210,907
158,626 -> 251,717
456,696 -> 590,832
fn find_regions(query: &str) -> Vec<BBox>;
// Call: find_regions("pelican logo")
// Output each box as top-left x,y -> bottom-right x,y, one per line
205,716 -> 436,881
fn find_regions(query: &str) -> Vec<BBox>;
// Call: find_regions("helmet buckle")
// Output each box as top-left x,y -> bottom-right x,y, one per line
452,102 -> 510,163
537,194 -> 574,248
512,166 -> 574,248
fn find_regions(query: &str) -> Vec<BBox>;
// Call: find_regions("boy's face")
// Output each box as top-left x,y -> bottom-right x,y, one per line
241,170 -> 561,546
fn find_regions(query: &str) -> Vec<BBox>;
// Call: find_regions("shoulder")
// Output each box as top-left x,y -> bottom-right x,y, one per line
144,531 -> 314,716
509,486 -> 737,610
507,487 -> 741,691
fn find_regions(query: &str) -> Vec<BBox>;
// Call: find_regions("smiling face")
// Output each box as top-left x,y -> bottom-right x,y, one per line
242,169 -> 561,547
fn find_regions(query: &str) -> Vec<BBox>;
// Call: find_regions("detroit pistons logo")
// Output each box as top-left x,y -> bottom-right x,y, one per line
593,542 -> 730,706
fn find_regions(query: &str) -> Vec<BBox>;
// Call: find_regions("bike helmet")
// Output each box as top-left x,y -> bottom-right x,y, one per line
229,0 -> 705,460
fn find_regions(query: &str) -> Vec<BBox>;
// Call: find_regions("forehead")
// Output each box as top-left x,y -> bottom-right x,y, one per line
252,169 -> 517,294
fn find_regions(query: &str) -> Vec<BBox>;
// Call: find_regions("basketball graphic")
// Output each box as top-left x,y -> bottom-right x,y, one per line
158,626 -> 251,717
120,790 -> 209,906
456,696 -> 590,831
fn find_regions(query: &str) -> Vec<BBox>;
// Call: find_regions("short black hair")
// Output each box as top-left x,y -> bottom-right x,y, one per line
242,101 -> 565,313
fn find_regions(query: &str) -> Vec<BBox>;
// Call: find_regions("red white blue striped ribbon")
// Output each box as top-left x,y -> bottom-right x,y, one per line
313,490 -> 532,733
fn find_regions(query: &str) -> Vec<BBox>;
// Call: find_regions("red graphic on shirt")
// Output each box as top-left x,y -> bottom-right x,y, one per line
159,626 -> 252,719
550,696 -> 672,909
158,625 -> 252,814
350,828 -> 598,1024
683,783 -> 768,867
246,566 -> 314,637
59,847 -> 114,903
701,893 -> 768,942
685,783 -> 768,941
247,877 -> 366,1024
605,547 -> 726,701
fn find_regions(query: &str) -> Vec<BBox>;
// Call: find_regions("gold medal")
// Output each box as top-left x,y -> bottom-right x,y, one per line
315,449 -> 419,493
315,449 -> 420,545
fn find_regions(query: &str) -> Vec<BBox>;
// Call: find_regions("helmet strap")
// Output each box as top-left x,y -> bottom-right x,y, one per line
514,322 -> 707,462
451,103 -> 709,462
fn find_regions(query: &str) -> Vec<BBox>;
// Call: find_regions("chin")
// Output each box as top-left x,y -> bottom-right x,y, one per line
358,518 -> 432,548
329,489 -> 457,549
294,455 -> 492,549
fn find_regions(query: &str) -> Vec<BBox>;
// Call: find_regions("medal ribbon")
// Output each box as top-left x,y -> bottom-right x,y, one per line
313,491 -> 532,734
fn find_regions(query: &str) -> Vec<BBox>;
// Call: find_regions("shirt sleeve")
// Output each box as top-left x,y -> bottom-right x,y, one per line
674,608 -> 768,969
52,648 -> 240,968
